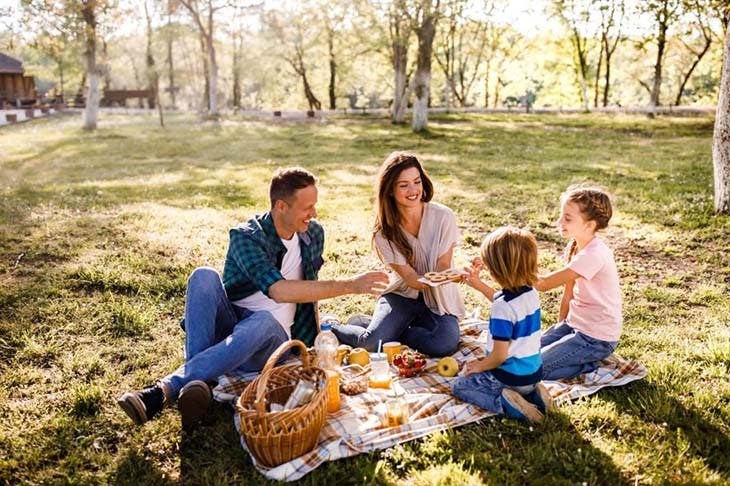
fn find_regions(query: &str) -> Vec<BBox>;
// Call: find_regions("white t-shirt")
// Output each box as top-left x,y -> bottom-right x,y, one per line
232,233 -> 303,337
566,237 -> 622,342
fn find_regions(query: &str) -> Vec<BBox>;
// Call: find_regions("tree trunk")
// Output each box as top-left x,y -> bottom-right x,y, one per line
649,6 -> 669,114
594,37 -> 604,108
327,27 -> 336,110
392,58 -> 409,123
713,27 -> 730,215
412,6 -> 438,133
82,5 -> 99,130
390,12 -> 409,124
199,34 -> 210,111
674,37 -> 712,106
167,12 -> 176,109
232,49 -> 241,110
603,40 -> 613,107
301,69 -> 321,111
206,34 -> 219,117
484,57 -> 490,107
145,1 -> 156,110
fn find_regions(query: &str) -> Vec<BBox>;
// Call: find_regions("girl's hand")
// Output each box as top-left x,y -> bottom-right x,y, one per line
471,257 -> 485,271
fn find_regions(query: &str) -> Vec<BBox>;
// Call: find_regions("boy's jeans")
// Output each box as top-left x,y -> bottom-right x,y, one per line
331,292 -> 460,357
161,267 -> 288,399
452,372 -> 537,414
540,320 -> 617,381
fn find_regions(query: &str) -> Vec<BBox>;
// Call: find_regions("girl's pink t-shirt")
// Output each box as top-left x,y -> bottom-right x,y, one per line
566,237 -> 622,342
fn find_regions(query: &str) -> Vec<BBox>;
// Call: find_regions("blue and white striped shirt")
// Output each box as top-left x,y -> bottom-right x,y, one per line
485,286 -> 543,386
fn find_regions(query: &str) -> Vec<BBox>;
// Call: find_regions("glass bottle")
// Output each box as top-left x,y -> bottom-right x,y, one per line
314,321 -> 340,413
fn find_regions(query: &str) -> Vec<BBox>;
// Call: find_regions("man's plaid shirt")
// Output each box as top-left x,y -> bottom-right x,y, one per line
222,212 -> 325,346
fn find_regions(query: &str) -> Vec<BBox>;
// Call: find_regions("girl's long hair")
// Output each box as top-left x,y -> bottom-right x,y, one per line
563,184 -> 613,260
373,152 -> 434,266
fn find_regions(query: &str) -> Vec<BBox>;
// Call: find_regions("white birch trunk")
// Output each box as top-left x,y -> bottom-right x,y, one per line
83,47 -> 100,130
713,29 -> 730,215
412,69 -> 430,132
393,68 -> 408,123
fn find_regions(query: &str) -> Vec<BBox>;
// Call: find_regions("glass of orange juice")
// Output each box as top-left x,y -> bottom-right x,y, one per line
383,341 -> 402,364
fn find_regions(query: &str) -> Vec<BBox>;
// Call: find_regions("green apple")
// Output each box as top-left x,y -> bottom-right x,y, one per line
437,357 -> 459,377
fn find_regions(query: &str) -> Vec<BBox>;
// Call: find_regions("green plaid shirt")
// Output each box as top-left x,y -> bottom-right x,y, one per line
222,212 -> 324,346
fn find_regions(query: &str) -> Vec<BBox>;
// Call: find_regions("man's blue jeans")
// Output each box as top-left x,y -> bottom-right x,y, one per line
331,292 -> 460,357
540,320 -> 617,381
161,267 -> 288,399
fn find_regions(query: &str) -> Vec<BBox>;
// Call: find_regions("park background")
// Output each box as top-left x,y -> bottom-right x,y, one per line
1,0 -> 729,485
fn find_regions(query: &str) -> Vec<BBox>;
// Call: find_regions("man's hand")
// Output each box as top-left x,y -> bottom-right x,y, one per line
347,271 -> 390,295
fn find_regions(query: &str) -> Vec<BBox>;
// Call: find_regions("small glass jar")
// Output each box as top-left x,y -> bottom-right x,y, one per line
369,352 -> 391,388
385,386 -> 409,427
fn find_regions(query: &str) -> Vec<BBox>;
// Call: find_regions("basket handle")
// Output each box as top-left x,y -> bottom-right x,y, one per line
254,339 -> 311,414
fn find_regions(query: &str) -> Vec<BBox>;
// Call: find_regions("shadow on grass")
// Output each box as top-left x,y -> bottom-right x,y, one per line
601,382 -> 730,478
113,449 -> 174,485
175,402 -> 630,484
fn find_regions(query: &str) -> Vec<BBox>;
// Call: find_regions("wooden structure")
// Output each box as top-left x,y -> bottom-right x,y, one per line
101,89 -> 154,107
0,53 -> 37,107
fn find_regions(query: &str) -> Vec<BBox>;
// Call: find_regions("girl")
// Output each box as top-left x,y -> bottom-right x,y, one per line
536,185 -> 621,381
453,226 -> 551,423
331,152 -> 463,357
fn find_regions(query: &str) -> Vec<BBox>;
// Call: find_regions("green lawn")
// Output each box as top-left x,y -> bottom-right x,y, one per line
0,112 -> 728,485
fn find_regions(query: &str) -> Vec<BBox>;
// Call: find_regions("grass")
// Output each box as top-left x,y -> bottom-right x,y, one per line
0,111 -> 728,484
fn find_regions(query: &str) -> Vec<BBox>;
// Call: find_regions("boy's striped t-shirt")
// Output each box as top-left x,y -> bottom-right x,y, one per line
485,286 -> 543,386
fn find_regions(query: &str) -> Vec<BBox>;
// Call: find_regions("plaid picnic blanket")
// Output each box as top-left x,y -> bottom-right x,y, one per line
213,319 -> 647,481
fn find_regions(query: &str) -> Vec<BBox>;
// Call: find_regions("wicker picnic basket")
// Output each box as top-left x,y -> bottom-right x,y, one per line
236,339 -> 328,468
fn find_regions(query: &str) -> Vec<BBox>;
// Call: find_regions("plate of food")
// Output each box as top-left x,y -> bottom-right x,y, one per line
392,349 -> 428,377
418,268 -> 467,287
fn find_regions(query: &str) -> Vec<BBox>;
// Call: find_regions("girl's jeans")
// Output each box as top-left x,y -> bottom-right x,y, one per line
161,267 -> 288,399
331,292 -> 460,357
540,320 -> 617,380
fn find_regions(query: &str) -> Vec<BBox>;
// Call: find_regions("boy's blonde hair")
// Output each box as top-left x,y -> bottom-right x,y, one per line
481,226 -> 538,293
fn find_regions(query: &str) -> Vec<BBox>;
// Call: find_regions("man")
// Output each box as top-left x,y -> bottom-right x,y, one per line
118,167 -> 389,429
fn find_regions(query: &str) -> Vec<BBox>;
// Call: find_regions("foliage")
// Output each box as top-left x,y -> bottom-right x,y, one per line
0,112 -> 728,483
1,0 -> 723,112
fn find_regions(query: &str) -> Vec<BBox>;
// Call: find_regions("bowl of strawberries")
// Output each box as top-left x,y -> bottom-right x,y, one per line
392,349 -> 427,377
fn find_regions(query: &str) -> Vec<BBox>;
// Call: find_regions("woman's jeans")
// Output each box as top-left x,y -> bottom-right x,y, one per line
540,320 -> 617,380
161,267 -> 288,398
331,292 -> 460,357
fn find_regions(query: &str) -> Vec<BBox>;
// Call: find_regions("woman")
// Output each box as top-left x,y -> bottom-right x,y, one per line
332,152 -> 463,357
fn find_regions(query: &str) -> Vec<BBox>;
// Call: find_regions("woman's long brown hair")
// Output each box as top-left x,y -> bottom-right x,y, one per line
373,152 -> 434,266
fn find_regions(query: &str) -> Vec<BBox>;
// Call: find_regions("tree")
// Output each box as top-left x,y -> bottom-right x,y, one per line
673,0 -> 715,106
21,0 -> 116,130
642,0 -> 683,115
179,0 -> 228,118
713,6 -> 730,214
552,0 -> 595,112
435,0 -> 490,108
411,0 -> 442,132
266,8 -> 323,112
596,0 -> 625,107
315,0 -> 346,110
144,0 -> 163,126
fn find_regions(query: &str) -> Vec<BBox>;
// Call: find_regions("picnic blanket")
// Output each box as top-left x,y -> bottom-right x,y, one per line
213,319 -> 647,481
